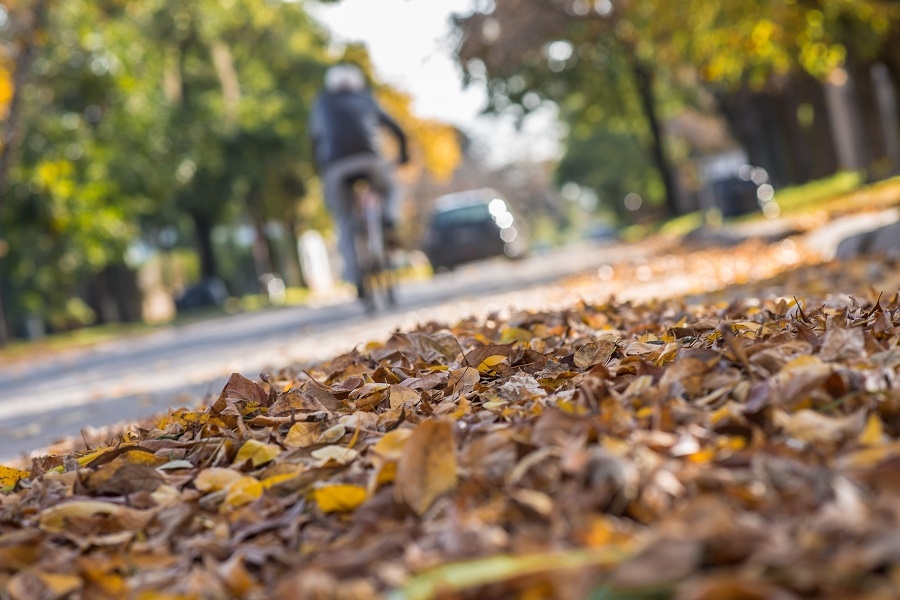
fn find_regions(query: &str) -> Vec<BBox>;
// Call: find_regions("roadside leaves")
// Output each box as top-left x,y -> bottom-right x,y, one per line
6,247 -> 900,597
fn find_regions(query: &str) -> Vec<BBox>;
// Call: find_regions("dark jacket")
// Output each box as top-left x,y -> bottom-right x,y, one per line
309,89 -> 408,170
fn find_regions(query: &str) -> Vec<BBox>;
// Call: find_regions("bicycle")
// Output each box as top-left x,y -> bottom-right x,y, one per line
348,174 -> 397,313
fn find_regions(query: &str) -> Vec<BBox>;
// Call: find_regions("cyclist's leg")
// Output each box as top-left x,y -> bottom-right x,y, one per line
322,161 -> 362,291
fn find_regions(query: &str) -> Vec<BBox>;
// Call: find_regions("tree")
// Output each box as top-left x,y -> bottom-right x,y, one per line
0,0 -> 50,343
453,0 -> 683,217
453,0 -> 900,219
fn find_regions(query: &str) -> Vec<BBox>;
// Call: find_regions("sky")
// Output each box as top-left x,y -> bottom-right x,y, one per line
308,0 -> 562,165
307,0 -> 484,126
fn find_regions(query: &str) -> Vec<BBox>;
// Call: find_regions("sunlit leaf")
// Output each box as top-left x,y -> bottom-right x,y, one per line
283,421 -> 322,448
233,439 -> 282,467
224,476 -> 264,509
0,466 -> 30,488
312,483 -> 368,513
859,413 -> 885,447
499,327 -> 533,344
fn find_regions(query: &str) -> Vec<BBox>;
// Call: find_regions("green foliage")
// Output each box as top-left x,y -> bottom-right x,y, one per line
0,0 -> 334,329
771,170 -> 865,215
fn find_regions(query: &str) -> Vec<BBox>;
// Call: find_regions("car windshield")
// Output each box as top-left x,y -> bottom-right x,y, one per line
432,204 -> 491,228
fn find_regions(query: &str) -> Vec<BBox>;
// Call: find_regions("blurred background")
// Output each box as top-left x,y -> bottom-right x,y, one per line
1,0 -> 898,345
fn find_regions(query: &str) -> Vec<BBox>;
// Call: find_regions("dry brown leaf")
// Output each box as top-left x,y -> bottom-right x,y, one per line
81,463 -> 164,496
209,372 -> 269,415
268,388 -> 328,416
394,419 -> 458,515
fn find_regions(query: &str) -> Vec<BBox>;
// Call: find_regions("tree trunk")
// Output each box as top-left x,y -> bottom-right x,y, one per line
877,32 -> 900,174
626,50 -> 681,217
804,78 -> 840,180
847,58 -> 887,180
0,0 -> 48,345
252,218 -> 273,292
715,86 -> 797,188
0,276 -> 9,345
281,220 -> 306,288
190,213 -> 218,279
0,0 -> 47,207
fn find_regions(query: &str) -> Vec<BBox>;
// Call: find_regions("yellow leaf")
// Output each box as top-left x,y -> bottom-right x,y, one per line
312,483 -> 368,513
156,411 -> 209,431
233,439 -> 282,467
224,476 -> 263,509
655,342 -> 680,366
0,465 -> 30,488
75,445 -> 126,467
837,443 -> 900,470
394,419 -> 457,515
635,406 -> 654,420
371,429 -> 414,461
261,471 -> 302,490
477,355 -> 507,373
122,451 -> 167,467
283,421 -> 322,448
194,467 -> 243,493
375,462 -> 398,486
580,515 -> 637,549
717,436 -> 747,453
25,571 -> 82,597
686,447 -> 717,464
451,396 -> 471,418
499,327 -> 532,344
859,413 -> 885,447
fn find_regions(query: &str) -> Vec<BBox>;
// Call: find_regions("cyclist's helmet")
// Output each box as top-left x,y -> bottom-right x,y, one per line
324,64 -> 366,93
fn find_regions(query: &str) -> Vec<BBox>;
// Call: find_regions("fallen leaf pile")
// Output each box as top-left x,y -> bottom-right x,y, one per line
4,246 -> 900,599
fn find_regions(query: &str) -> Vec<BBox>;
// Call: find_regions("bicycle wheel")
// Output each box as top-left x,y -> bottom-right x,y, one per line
355,189 -> 396,312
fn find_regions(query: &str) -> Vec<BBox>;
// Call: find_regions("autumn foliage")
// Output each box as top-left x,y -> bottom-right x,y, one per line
4,234 -> 900,598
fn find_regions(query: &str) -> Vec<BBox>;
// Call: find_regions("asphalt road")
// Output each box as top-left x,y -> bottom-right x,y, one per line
0,241 -> 653,462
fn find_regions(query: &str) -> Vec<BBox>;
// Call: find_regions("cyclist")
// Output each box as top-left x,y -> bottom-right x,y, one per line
309,63 -> 409,301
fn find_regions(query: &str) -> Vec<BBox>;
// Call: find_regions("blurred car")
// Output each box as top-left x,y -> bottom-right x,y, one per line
422,189 -> 526,271
584,222 -> 618,243
710,164 -> 777,218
